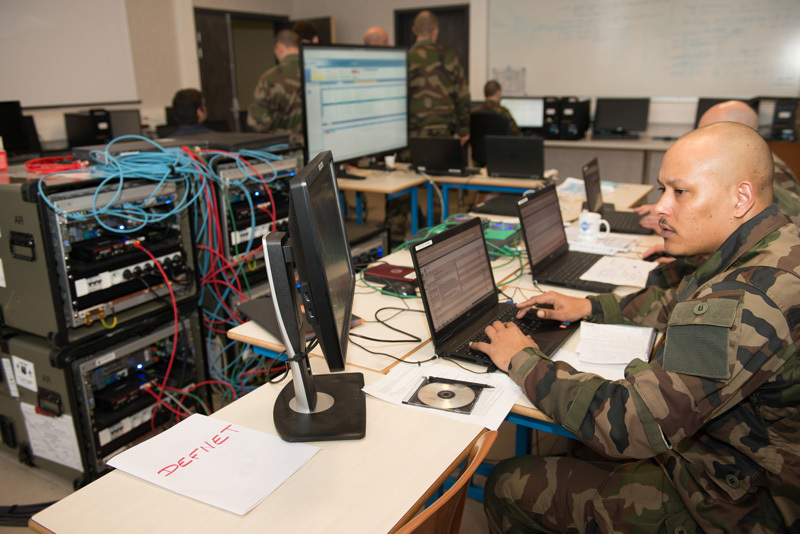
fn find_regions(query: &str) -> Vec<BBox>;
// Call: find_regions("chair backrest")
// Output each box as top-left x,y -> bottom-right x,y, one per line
395,430 -> 498,534
470,112 -> 510,167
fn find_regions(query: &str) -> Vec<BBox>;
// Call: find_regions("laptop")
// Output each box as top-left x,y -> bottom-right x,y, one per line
410,217 -> 579,367
516,183 -> 615,293
485,135 -> 545,179
582,158 -> 651,235
409,137 -> 479,176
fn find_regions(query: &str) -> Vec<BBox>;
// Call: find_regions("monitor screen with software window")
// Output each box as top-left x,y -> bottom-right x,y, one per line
301,44 -> 407,166
500,97 -> 545,128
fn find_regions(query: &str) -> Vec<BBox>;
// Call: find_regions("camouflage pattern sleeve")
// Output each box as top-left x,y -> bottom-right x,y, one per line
773,153 -> 800,196
246,54 -> 303,135
504,207 -> 800,531
449,51 -> 470,138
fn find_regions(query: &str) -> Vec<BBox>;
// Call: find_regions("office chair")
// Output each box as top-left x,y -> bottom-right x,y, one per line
395,430 -> 498,534
469,111 -> 510,167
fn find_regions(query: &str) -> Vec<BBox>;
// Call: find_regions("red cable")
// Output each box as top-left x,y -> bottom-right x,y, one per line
134,242 -> 179,423
24,155 -> 88,173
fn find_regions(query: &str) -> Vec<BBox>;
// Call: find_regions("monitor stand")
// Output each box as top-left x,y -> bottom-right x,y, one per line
592,129 -> 641,140
263,232 -> 367,442
273,361 -> 366,442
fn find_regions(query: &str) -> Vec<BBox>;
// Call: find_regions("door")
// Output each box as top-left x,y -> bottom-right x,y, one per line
194,9 -> 288,132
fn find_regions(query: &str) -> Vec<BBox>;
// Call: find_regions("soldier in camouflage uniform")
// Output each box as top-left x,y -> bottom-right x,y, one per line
247,29 -> 303,136
473,122 -> 800,533
407,10 -> 470,143
472,80 -> 521,136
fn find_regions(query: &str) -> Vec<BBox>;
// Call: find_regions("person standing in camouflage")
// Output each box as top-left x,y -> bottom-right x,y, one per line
472,80 -> 521,136
247,29 -> 303,136
473,122 -> 800,533
407,10 -> 470,144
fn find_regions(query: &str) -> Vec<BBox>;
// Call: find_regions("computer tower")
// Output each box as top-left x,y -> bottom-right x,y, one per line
559,98 -> 590,140
64,109 -> 112,148
771,99 -> 798,142
0,175 -> 199,346
543,97 -> 561,139
0,308 -> 207,487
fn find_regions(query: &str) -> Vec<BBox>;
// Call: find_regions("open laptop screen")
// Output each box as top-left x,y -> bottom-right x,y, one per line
414,221 -> 496,334
518,186 -> 568,266
582,158 -> 604,212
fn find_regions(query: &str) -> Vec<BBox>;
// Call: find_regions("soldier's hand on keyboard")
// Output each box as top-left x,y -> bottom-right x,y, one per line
517,291 -> 592,323
471,320 -> 538,372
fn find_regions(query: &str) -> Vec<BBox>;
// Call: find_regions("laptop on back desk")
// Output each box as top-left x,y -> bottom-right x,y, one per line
410,217 -> 578,367
582,158 -> 651,235
485,135 -> 545,179
409,137 -> 479,176
516,183 -> 614,293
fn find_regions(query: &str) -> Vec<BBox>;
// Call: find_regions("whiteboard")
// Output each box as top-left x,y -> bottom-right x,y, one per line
0,0 -> 139,108
488,0 -> 800,98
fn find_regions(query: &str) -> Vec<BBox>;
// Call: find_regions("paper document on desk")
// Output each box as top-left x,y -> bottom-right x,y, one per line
579,256 -> 657,287
566,226 -> 640,255
107,414 -> 319,515
362,360 -> 521,430
577,322 -> 657,365
556,176 -> 616,196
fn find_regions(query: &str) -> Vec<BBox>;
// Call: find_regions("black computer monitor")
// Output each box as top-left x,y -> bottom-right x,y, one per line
0,101 -> 30,155
500,97 -> 545,129
593,98 -> 650,136
301,44 -> 408,177
263,150 -> 365,442
108,109 -> 142,137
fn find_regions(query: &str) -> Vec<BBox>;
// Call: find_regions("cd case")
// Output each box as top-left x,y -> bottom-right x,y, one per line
402,376 -> 489,415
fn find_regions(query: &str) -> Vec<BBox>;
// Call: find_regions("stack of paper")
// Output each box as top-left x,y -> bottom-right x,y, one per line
576,322 -> 657,366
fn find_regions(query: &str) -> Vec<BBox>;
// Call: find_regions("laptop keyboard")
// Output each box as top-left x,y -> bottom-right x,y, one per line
605,210 -> 651,234
454,306 -> 544,361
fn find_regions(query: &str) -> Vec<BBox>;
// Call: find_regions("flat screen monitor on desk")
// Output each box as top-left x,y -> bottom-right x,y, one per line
301,44 -> 408,179
263,150 -> 365,442
500,96 -> 545,129
592,98 -> 650,139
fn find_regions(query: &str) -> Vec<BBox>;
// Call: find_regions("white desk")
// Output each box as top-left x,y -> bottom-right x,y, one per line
30,358 -> 484,534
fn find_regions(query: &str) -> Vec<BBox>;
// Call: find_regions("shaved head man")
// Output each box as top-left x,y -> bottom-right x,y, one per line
655,122 -> 774,256
479,121 -> 800,533
698,100 -> 759,129
363,26 -> 389,46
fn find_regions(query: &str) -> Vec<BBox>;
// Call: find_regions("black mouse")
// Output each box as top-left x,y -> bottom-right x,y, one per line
643,252 -> 671,262
384,281 -> 416,296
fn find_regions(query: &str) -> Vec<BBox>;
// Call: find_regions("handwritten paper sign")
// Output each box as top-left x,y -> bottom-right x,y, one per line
108,414 -> 319,515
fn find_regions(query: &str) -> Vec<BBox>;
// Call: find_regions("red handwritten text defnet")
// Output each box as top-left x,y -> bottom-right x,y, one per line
157,423 -> 240,477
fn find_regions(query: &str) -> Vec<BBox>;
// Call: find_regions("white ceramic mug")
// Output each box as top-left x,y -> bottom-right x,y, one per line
384,153 -> 396,169
578,210 -> 610,242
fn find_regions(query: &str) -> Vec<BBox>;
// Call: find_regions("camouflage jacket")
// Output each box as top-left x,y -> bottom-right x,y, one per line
247,54 -> 303,136
774,153 -> 800,197
471,100 -> 521,136
408,40 -> 470,138
507,205 -> 800,532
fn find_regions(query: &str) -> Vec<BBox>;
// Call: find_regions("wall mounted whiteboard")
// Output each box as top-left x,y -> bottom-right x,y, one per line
0,0 -> 138,108
488,0 -> 800,98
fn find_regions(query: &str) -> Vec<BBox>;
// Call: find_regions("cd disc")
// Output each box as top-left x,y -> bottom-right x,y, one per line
416,382 -> 476,410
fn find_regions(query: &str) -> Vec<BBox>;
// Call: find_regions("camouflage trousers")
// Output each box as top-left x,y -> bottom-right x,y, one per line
484,455 -> 700,534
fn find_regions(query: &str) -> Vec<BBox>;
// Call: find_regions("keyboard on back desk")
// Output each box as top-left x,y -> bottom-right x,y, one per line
455,306 -> 544,361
